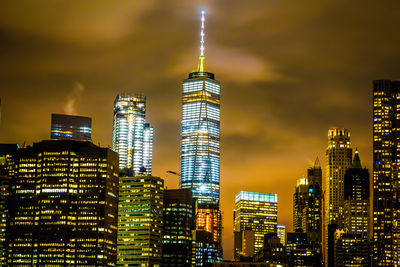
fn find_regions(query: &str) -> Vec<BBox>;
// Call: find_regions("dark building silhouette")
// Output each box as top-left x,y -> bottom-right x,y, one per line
8,140 -> 118,266
162,189 -> 194,266
343,150 -> 369,238
372,79 -> 400,265
286,230 -> 321,267
51,113 -> 92,141
253,233 -> 288,265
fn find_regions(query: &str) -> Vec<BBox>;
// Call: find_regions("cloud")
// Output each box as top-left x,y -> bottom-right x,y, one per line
168,44 -> 284,83
64,82 -> 84,115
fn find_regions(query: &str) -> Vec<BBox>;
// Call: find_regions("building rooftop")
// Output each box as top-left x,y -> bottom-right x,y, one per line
235,191 -> 278,203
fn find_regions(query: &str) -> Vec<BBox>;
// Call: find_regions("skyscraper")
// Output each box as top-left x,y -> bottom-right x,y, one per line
233,191 -> 278,252
8,140 -> 119,266
324,128 -> 352,264
305,158 -> 322,249
372,79 -> 400,265
117,175 -> 164,266
162,189 -> 194,266
180,11 -> 222,251
112,94 -> 153,174
343,149 -> 369,239
50,113 -> 92,141
293,177 -> 308,231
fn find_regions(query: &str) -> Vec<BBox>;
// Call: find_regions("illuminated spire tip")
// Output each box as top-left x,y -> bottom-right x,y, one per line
197,10 -> 206,72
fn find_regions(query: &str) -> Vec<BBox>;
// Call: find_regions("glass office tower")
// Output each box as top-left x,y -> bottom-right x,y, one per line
180,11 -> 222,256
112,94 -> 153,174
180,71 -> 220,205
233,191 -> 278,252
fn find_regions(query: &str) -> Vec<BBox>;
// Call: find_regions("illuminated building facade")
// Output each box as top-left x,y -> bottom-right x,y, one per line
286,231 -> 321,267
117,175 -> 163,266
343,150 -> 369,239
325,128 -> 352,264
335,234 -> 370,266
234,191 -> 278,252
0,144 -> 16,265
162,189 -> 194,266
180,11 -> 222,257
50,113 -> 92,141
293,177 -> 308,231
8,140 -> 119,266
192,230 -> 222,265
276,225 -> 286,246
372,80 -> 400,266
112,94 -> 153,174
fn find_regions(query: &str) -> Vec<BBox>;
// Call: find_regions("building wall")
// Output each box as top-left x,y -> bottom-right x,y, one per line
234,192 -> 278,253
372,80 -> 400,266
8,140 -> 119,266
117,175 -> 163,266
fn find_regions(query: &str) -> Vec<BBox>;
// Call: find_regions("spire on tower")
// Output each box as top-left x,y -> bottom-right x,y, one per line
197,10 -> 206,72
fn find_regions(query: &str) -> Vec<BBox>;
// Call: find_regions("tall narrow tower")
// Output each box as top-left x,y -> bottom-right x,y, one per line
372,80 -> 400,266
180,11 -> 222,248
324,128 -> 352,265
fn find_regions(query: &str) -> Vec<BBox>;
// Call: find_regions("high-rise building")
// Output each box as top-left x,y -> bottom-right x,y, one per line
112,94 -> 153,174
276,225 -> 286,246
50,113 -> 92,141
117,175 -> 164,266
325,128 -> 352,264
293,177 -> 308,231
305,158 -> 323,249
233,191 -> 278,252
372,79 -> 400,265
8,140 -> 119,266
179,11 -> 222,255
162,189 -> 194,266
343,149 -> 369,239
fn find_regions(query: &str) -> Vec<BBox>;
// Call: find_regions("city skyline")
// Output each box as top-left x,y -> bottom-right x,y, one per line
1,1 -> 400,259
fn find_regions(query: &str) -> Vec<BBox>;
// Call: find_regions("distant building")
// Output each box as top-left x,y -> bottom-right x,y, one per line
325,128 -> 352,264
293,177 -> 308,231
162,189 -> 194,266
234,191 -> 278,253
117,175 -> 164,266
8,140 -> 119,265
372,79 -> 400,265
233,230 -> 255,260
50,113 -> 92,141
343,149 -> 369,239
335,234 -> 370,267
276,225 -> 286,246
112,94 -> 153,173
253,233 -> 288,265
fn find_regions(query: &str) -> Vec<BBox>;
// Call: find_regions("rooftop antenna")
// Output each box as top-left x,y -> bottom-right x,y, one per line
197,10 -> 206,72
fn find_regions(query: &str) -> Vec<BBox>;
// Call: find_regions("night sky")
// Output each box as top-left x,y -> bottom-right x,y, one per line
1,0 -> 400,259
